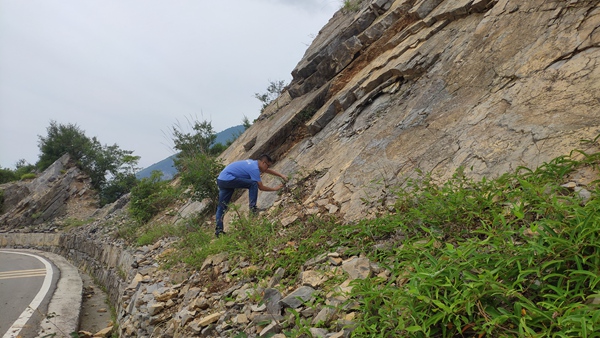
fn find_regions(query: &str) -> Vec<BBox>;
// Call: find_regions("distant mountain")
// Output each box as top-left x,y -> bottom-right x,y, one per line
136,125 -> 244,180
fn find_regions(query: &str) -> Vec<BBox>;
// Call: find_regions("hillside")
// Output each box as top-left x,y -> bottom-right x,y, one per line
221,0 -> 600,222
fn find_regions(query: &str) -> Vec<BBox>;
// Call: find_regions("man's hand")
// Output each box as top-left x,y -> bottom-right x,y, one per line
258,181 -> 285,192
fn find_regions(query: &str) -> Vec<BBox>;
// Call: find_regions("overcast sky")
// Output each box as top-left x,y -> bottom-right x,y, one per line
0,0 -> 339,170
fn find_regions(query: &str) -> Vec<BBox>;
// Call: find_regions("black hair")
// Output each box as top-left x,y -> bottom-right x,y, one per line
259,154 -> 274,163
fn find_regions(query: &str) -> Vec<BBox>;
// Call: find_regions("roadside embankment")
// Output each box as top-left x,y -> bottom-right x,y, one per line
1,232 -> 131,337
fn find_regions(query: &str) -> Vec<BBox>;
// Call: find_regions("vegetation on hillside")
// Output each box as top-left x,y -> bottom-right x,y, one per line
127,118 -> 225,230
38,121 -> 140,205
342,0 -> 364,12
170,119 -> 225,209
0,159 -> 36,184
0,121 -> 139,206
254,79 -> 287,113
123,135 -> 599,337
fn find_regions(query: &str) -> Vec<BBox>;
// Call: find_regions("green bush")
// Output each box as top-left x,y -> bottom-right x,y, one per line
170,118 -> 224,211
136,223 -> 180,246
0,160 -> 35,184
176,153 -> 223,210
129,171 -> 178,224
20,173 -> 36,180
99,171 -> 137,206
345,149 -> 600,337
342,0 -> 363,12
254,80 -> 286,113
0,168 -> 17,184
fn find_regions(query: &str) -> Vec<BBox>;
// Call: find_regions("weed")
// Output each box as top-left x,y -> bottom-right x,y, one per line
20,173 -> 36,180
342,0 -> 363,12
129,171 -> 180,224
117,266 -> 127,280
345,143 -> 600,337
60,217 -> 94,229
136,223 -> 180,246
115,219 -> 141,243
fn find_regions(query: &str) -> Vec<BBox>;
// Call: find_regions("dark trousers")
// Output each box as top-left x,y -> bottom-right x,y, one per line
215,178 -> 258,234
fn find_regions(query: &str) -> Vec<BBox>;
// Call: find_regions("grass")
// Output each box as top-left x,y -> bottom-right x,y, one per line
342,146 -> 600,337
136,223 -> 181,246
128,137 -> 600,337
166,209 -> 340,284
342,0 -> 363,12
60,217 -> 95,229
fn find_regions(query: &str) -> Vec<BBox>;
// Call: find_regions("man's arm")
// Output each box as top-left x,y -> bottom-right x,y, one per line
257,181 -> 284,192
263,168 -> 287,181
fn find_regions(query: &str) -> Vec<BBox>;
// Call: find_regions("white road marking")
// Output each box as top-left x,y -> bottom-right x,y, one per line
0,250 -> 53,338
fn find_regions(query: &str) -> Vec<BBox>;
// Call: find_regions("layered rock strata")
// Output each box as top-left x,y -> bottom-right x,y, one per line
222,0 -> 600,221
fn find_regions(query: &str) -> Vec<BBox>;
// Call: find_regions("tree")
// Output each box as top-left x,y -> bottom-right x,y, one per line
37,120 -> 139,205
242,115 -> 252,130
254,80 -> 287,113
98,154 -> 140,205
37,121 -> 91,170
170,118 -> 224,210
171,120 -> 217,158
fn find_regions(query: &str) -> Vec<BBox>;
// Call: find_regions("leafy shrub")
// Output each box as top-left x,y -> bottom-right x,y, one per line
0,168 -> 17,184
345,147 -> 600,337
129,171 -> 178,224
170,118 -> 225,210
342,0 -> 363,12
99,170 -> 137,206
177,153 -> 223,210
136,223 -> 180,246
254,80 -> 286,113
20,173 -> 36,180
0,160 -> 35,184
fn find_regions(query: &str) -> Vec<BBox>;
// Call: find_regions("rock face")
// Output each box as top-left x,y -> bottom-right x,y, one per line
0,154 -> 98,230
221,0 -> 600,221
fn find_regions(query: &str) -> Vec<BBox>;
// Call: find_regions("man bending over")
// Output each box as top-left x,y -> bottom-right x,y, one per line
215,154 -> 286,237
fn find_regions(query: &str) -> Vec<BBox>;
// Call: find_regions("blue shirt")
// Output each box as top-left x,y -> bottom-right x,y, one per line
217,159 -> 262,182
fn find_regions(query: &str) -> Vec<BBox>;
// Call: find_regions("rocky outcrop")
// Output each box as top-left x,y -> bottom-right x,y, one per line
222,0 -> 600,221
115,249 -> 377,337
0,154 -> 98,231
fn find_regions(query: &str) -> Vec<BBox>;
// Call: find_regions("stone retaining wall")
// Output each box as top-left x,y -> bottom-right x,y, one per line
0,233 -> 129,313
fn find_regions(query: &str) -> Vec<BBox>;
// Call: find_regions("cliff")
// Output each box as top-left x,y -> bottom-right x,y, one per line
221,0 -> 600,221
0,154 -> 98,231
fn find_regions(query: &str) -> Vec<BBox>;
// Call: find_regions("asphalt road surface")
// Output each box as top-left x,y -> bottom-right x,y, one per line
0,250 -> 58,338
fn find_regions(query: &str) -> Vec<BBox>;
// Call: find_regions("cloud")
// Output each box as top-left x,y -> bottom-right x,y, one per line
0,0 -> 338,169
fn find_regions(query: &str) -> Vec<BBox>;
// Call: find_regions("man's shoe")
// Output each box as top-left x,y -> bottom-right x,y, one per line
215,231 -> 226,238
250,207 -> 267,215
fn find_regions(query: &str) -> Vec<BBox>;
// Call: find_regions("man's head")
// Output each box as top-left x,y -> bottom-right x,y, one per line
258,154 -> 274,172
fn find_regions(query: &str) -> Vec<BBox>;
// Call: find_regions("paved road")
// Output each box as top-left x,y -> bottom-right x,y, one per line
0,250 -> 57,338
